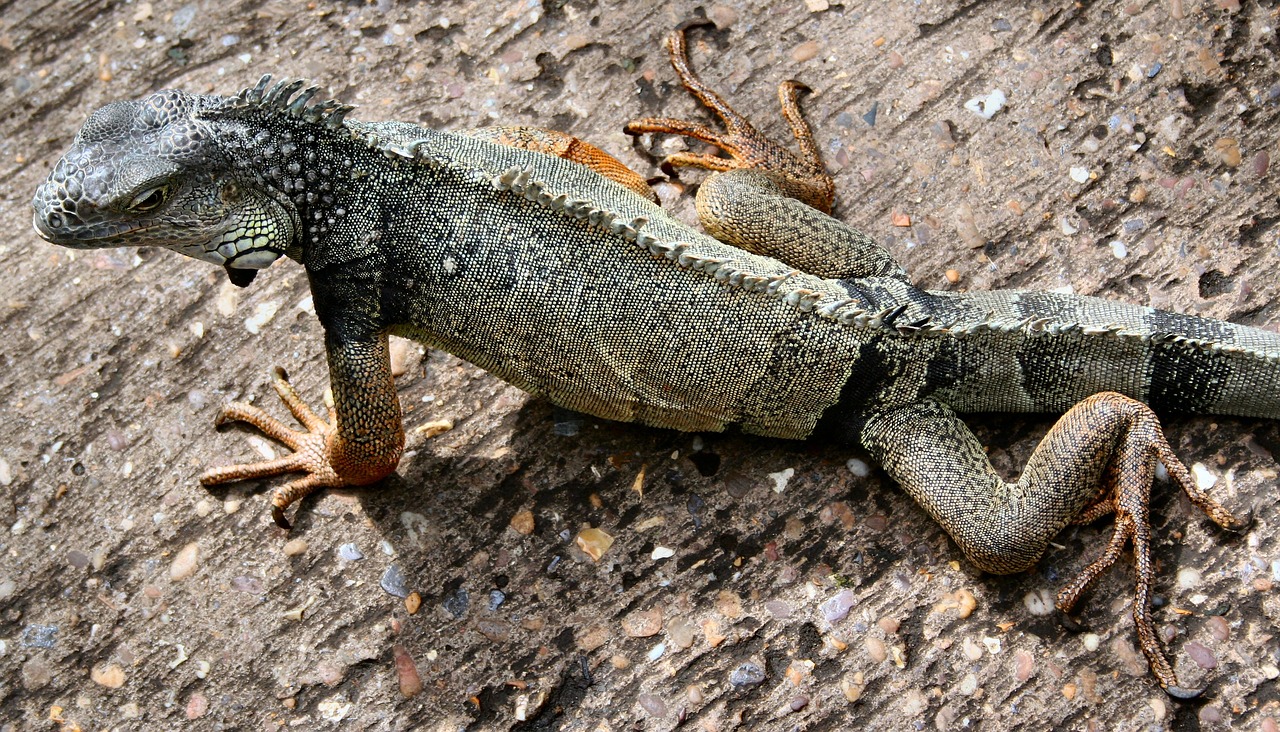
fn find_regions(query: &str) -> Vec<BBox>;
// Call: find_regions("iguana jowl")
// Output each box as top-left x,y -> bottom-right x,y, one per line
32,24 -> 1271,698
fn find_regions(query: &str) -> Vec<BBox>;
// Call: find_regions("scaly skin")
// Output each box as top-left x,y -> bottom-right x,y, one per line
33,24 -> 1270,697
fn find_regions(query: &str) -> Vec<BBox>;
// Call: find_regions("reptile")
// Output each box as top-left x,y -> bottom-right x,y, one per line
31,23 -> 1271,699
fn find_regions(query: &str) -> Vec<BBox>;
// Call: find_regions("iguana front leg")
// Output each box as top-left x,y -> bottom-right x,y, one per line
625,21 -> 906,280
860,393 -> 1247,698
200,334 -> 404,529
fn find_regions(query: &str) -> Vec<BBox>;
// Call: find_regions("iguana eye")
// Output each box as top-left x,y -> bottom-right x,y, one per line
129,185 -> 168,212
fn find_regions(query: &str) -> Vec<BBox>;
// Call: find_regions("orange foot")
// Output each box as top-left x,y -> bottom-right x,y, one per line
200,367 -> 342,530
624,19 -> 834,212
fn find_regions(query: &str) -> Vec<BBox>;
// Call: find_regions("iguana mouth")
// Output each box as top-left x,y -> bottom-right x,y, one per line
31,208 -> 154,248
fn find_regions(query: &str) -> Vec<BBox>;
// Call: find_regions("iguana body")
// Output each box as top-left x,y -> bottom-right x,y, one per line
32,25 -> 1266,698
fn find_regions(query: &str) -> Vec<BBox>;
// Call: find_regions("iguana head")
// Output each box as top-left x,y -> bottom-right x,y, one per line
33,84 -> 306,287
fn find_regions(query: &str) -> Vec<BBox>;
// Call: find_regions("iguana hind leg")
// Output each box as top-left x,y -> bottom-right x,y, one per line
858,392 -> 1246,698
624,21 -> 906,280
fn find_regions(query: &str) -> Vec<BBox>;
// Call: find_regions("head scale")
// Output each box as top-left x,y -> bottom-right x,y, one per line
32,83 -> 306,286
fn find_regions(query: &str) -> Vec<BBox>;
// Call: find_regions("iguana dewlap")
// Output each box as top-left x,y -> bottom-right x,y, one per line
32,24 -> 1269,698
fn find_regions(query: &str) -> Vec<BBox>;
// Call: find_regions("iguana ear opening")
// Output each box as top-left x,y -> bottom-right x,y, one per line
224,266 -> 258,288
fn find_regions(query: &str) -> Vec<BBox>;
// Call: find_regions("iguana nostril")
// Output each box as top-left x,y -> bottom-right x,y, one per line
47,211 -> 66,229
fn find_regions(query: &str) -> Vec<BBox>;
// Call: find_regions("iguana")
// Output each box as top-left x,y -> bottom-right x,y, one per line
31,23 -> 1270,698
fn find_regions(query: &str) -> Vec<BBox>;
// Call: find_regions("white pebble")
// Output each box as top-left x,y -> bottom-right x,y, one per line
1022,588 -> 1055,616
1109,240 -> 1128,259
1176,567 -> 1201,590
1191,463 -> 1217,491
648,643 -> 665,661
845,458 -> 870,477
1069,166 -> 1091,183
170,542 -> 200,580
1059,216 -> 1080,235
982,637 -> 1002,655
1082,633 -> 1100,652
651,546 -> 675,560
767,467 -> 795,494
964,89 -> 1007,119
244,301 -> 280,334
1271,560 -> 1280,582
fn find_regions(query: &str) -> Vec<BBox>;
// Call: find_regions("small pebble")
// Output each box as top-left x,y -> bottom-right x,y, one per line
1191,463 -> 1217,490
841,675 -> 865,702
791,41 -> 820,63
1082,633 -> 1100,652
1129,184 -> 1149,203
282,539 -> 308,557
1184,641 -> 1217,669
68,550 -> 90,570
865,636 -> 887,663
91,663 -> 126,688
170,543 -> 199,581
338,543 -> 364,561
789,695 -> 809,712
576,528 -> 614,561
231,576 -> 263,594
638,693 -> 667,717
964,89 -> 1007,119
488,589 -> 506,611
509,510 -> 535,535
647,643 -> 665,661
845,458 -> 870,476
1212,138 -> 1241,167
1109,240 -> 1128,259
766,600 -> 792,620
1198,705 -> 1223,724
405,592 -> 422,614
651,546 -> 675,560
623,606 -> 663,637
669,618 -> 696,648
729,662 -> 766,688
442,588 -> 469,618
1070,166 -> 1091,184
475,618 -> 510,642
945,269 -> 961,284
961,637 -> 984,661
379,565 -> 409,598
1252,150 -> 1270,178
21,659 -> 52,689
1014,650 -> 1035,681
186,692 -> 209,719
1023,588 -> 1055,616
1176,567 -> 1201,589
821,589 -> 856,623
687,685 -> 704,704
392,644 -> 423,698
768,467 -> 795,493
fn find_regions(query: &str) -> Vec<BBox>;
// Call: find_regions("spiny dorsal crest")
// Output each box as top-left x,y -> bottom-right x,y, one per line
223,75 -> 354,129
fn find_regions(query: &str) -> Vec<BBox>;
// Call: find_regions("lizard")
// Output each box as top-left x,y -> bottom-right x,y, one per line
30,22 -> 1271,699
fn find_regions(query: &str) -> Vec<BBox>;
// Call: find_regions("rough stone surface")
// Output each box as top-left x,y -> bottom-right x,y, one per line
2,1 -> 1279,729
